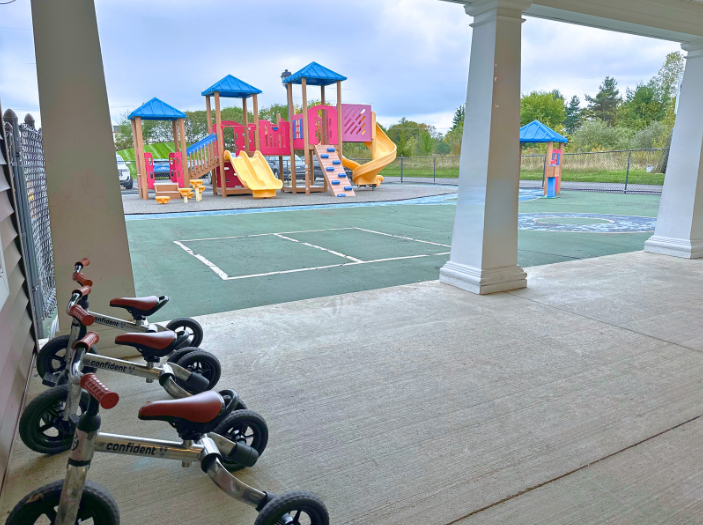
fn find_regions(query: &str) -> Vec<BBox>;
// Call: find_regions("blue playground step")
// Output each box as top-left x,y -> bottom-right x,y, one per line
338,173 -> 346,178
327,147 -> 335,152
344,186 -> 352,191
326,167 -> 334,171
338,193 -> 346,197
321,154 -> 329,159
332,160 -> 341,165
332,180 -> 340,185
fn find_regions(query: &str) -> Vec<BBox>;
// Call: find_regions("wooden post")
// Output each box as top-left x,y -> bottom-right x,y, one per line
544,140 -> 554,196
242,97 -> 249,155
253,93 -> 260,152
172,121 -> 179,152
336,81 -> 343,162
287,82 -> 297,193
133,117 -> 149,199
179,118 -> 189,187
302,77 -> 310,194
206,95 -> 212,135
215,92 -> 225,196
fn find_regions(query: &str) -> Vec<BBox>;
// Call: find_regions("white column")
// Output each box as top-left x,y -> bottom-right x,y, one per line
645,40 -> 703,259
440,0 -> 531,294
32,0 -> 136,351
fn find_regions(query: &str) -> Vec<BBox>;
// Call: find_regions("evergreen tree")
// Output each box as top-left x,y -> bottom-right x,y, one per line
564,96 -> 582,134
585,76 -> 621,125
450,105 -> 465,132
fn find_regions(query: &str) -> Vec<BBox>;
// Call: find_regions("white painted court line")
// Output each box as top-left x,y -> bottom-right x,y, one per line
173,241 -> 229,280
178,228 -> 355,243
352,227 -> 451,248
272,233 -> 363,263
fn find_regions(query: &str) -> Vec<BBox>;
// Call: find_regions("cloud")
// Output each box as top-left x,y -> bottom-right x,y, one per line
0,0 -> 681,132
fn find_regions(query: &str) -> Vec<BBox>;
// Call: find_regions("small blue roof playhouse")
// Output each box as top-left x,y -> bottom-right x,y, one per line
520,120 -> 568,143
283,61 -> 347,87
201,75 -> 262,99
128,97 -> 187,121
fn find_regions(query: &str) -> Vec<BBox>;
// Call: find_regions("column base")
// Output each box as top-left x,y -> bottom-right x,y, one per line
644,236 -> 703,259
439,261 -> 527,295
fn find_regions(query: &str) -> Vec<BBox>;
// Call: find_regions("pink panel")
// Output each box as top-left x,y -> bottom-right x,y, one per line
144,152 -> 156,189
341,104 -> 373,143
168,152 -> 184,187
307,105 -> 338,146
292,115 -> 304,149
216,159 -> 243,189
220,121 -> 246,155
259,119 -> 290,155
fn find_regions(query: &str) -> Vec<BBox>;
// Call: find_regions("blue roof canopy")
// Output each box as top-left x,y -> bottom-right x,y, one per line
520,120 -> 568,143
283,62 -> 346,87
129,98 -> 187,121
201,75 -> 262,99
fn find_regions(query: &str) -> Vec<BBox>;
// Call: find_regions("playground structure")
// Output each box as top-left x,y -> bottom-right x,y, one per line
519,120 -> 567,198
130,63 -> 397,201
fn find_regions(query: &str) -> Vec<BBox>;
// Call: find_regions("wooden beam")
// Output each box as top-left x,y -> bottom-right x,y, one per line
179,118 -> 189,187
302,77 -> 309,195
172,121 -> 179,152
215,92 -> 225,196
337,81 -> 343,162
242,97 -> 249,155
133,117 -> 148,199
206,96 -> 212,135
253,93 -> 260,152
287,82 -> 297,194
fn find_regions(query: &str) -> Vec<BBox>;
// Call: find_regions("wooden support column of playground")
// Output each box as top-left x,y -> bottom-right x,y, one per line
287,82 -> 297,194
302,78 -> 310,195
242,97 -> 249,154
179,117 -> 189,187
215,92 -> 225,196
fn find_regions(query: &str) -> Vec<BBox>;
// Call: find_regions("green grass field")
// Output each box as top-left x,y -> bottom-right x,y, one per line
118,142 -> 176,177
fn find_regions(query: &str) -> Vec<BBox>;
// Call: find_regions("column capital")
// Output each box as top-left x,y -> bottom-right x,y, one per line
682,38 -> 703,57
462,0 -> 531,18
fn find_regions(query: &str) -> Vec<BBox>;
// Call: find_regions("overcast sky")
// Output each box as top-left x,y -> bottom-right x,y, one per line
0,0 -> 681,132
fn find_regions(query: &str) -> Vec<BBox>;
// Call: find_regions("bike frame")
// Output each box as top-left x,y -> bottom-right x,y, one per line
57,395 -> 266,525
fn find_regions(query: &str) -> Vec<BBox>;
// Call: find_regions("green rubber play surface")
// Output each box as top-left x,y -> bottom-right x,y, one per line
126,191 -> 661,321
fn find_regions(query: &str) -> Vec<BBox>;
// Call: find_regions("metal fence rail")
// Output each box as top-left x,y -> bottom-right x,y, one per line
4,111 -> 55,336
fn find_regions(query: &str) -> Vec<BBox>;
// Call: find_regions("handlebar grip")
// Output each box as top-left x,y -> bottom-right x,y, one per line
72,285 -> 92,298
73,273 -> 93,287
74,331 -> 99,351
68,305 -> 95,326
76,258 -> 90,268
80,373 -> 119,409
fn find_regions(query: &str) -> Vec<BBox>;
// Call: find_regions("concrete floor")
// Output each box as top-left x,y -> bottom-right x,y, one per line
3,251 -> 703,524
122,183 -> 457,215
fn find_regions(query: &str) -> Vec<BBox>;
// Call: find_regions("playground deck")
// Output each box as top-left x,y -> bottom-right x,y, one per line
125,191 -> 661,321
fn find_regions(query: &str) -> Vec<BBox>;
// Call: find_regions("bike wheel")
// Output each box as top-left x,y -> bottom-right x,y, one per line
212,409 -> 268,471
5,479 -> 119,525
255,491 -> 329,525
166,346 -> 197,364
19,385 -> 89,454
36,335 -> 98,379
165,317 -> 203,348
174,350 -> 221,392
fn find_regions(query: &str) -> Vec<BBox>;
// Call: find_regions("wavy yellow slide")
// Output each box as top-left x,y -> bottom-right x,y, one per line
342,116 -> 397,187
224,150 -> 283,199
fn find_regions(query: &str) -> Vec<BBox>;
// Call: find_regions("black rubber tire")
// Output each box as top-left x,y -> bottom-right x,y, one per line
165,317 -> 203,348
36,335 -> 97,379
255,491 -> 329,525
124,177 -> 134,190
5,479 -> 119,525
212,409 -> 269,471
166,346 -> 197,365
19,384 -> 90,455
174,350 -> 221,392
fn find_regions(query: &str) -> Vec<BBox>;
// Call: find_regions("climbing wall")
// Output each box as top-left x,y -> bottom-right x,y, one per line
314,145 -> 355,197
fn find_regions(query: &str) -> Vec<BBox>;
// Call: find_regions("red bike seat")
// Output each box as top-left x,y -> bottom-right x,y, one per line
109,295 -> 169,319
138,391 -> 224,424
114,331 -> 183,360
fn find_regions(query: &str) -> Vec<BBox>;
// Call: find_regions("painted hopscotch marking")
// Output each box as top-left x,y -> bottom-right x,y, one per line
174,227 -> 449,281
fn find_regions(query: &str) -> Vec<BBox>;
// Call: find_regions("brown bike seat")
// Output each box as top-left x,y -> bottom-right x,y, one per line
110,296 -> 159,311
114,331 -> 183,360
138,391 -> 224,424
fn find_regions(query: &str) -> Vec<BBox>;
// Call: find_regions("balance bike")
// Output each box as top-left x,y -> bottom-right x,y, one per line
20,333 -> 266,473
37,258 -> 204,378
20,295 -> 224,455
6,354 -> 326,524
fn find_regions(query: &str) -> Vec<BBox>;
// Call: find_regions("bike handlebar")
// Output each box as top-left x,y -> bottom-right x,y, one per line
75,258 -> 90,270
68,305 -> 95,326
73,272 -> 93,287
74,331 -> 99,351
72,285 -> 92,299
80,373 -> 119,409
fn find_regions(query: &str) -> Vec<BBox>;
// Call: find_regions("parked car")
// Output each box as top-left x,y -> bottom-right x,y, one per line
116,154 -> 133,189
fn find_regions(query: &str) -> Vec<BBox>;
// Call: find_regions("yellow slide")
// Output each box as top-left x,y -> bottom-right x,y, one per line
223,150 -> 283,198
342,116 -> 397,187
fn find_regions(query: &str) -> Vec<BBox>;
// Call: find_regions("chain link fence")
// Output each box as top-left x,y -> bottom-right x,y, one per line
4,110 -> 55,336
